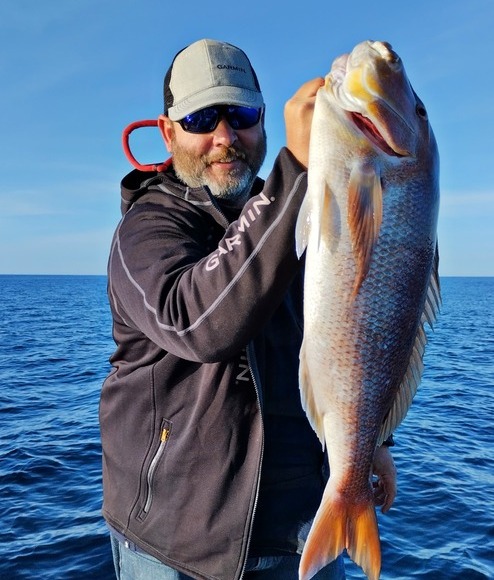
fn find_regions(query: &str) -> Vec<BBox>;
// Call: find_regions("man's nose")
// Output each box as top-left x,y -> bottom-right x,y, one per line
212,118 -> 238,146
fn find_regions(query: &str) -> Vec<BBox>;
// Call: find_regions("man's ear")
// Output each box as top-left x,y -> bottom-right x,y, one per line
158,115 -> 174,152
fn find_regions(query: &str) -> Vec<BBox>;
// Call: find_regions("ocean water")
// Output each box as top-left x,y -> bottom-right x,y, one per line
0,275 -> 492,579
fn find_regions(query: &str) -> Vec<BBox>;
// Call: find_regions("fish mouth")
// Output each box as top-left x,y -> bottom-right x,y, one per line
350,112 -> 405,157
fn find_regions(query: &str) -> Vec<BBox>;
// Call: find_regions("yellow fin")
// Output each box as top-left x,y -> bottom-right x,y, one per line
346,503 -> 381,580
348,162 -> 383,295
299,488 -> 381,580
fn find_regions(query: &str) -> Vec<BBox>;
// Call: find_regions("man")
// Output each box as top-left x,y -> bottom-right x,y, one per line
100,38 -> 396,580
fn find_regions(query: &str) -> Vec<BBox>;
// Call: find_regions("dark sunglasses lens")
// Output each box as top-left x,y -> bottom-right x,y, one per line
180,106 -> 262,133
181,108 -> 219,133
226,106 -> 261,130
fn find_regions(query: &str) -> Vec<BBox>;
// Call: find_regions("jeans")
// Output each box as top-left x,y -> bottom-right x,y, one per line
110,534 -> 346,579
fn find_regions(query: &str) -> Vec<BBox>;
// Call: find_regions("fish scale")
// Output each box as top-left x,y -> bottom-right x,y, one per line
295,40 -> 440,580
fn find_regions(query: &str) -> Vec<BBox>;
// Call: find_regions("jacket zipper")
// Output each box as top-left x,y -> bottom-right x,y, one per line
208,210 -> 263,578
142,422 -> 171,516
240,343 -> 264,579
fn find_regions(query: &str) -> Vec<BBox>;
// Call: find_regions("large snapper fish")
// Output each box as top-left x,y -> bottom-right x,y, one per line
296,41 -> 440,580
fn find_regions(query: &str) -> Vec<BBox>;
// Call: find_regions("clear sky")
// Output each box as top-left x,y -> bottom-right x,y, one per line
1,0 -> 492,276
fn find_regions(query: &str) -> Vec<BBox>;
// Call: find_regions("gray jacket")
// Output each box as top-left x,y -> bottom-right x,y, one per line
100,148 -> 326,580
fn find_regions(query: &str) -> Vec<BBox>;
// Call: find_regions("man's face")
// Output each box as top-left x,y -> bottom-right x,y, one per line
160,111 -> 267,206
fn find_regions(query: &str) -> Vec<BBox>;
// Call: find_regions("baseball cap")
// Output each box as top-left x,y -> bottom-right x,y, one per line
164,39 -> 264,121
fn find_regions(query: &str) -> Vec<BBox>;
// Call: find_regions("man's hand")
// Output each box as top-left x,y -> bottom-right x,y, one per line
372,445 -> 397,513
284,77 -> 324,169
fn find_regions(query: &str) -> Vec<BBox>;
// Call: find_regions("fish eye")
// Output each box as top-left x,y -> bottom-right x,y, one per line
416,103 -> 427,118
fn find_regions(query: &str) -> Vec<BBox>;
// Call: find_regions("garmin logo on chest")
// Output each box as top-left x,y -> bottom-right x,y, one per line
205,192 -> 274,271
217,64 -> 247,74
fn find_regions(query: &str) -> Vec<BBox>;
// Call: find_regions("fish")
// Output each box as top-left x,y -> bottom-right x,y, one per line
295,40 -> 441,580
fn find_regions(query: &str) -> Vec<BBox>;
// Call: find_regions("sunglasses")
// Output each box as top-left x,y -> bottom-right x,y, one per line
178,105 -> 263,134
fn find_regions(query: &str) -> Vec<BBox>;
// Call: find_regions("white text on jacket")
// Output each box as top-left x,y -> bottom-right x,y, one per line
205,193 -> 274,271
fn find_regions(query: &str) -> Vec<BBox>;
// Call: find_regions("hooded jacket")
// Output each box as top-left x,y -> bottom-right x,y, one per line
100,148 -> 327,580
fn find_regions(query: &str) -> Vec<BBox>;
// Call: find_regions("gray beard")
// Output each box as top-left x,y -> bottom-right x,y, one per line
171,134 -> 266,208
204,167 -> 256,206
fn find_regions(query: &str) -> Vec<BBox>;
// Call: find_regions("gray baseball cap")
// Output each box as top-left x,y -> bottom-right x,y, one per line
164,39 -> 264,121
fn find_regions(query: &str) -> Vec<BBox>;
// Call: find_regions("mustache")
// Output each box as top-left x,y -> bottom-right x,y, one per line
206,146 -> 247,164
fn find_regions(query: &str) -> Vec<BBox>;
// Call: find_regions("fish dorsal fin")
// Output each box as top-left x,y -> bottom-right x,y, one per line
377,246 -> 441,445
348,162 -> 383,295
423,245 -> 442,329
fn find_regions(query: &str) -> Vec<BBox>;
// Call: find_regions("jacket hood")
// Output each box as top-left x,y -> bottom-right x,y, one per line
120,168 -> 167,215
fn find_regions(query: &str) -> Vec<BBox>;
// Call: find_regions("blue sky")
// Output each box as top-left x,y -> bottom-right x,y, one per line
1,0 -> 492,276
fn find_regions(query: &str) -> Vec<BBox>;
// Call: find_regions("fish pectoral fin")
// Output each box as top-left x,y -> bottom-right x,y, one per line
348,162 -> 383,295
299,489 -> 381,580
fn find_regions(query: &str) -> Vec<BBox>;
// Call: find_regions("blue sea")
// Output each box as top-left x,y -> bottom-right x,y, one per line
1,275 -> 493,579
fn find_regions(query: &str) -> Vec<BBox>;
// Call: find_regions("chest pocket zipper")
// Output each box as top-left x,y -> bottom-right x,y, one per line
138,420 -> 172,519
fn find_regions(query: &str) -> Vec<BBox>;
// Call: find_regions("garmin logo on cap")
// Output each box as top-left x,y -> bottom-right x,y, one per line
217,64 -> 247,73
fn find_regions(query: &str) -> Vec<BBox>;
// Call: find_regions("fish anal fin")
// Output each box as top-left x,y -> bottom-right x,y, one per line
299,490 -> 381,580
298,340 -> 325,448
348,162 -> 383,295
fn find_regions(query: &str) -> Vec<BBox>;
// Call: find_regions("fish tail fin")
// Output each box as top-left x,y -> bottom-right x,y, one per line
299,491 -> 381,580
346,501 -> 381,580
299,492 -> 346,580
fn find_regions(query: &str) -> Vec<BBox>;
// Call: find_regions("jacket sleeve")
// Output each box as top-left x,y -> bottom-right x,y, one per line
108,148 -> 307,362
